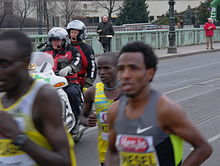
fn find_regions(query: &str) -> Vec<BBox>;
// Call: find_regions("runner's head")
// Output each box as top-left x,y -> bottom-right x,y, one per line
0,30 -> 32,60
118,41 -> 158,97
119,41 -> 158,73
97,52 -> 118,84
0,30 -> 33,92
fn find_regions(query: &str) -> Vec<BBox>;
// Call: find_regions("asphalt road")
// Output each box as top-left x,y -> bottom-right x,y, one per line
75,51 -> 220,166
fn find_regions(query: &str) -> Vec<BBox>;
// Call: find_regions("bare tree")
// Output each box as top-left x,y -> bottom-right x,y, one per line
54,0 -> 78,26
42,0 -> 57,30
13,0 -> 36,29
95,0 -> 122,20
0,0 -> 9,29
0,13 -> 7,29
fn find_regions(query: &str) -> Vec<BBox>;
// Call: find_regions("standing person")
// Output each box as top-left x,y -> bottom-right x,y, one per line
0,30 -> 77,166
204,17 -> 216,50
180,19 -> 184,29
194,20 -> 200,28
80,52 -> 121,166
105,41 -> 212,166
97,16 -> 115,52
43,27 -> 82,134
67,20 -> 97,89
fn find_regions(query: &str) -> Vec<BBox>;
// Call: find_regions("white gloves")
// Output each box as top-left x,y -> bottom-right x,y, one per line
59,66 -> 72,77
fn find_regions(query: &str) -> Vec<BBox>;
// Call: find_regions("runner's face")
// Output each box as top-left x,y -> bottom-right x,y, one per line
70,30 -> 79,42
97,57 -> 117,84
0,40 -> 27,92
117,52 -> 152,97
52,39 -> 62,50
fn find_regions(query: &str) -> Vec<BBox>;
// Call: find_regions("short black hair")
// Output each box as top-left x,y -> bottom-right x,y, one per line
119,41 -> 158,70
0,30 -> 33,59
99,52 -> 118,67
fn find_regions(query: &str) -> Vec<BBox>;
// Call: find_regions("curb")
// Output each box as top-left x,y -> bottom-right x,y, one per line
158,48 -> 220,60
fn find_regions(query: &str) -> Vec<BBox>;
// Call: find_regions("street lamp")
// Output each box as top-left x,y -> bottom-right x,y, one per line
168,0 -> 177,53
37,0 -> 43,35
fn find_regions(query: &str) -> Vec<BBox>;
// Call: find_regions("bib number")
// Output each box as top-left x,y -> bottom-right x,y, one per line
116,135 -> 159,166
98,112 -> 109,140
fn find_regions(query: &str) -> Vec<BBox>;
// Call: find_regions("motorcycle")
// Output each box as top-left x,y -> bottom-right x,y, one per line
29,52 -> 88,142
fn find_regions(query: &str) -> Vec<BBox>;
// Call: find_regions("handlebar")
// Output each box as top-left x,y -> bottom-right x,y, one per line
37,41 -> 48,49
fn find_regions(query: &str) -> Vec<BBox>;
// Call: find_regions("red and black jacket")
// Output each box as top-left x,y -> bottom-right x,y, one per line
43,45 -> 82,84
69,41 -> 97,87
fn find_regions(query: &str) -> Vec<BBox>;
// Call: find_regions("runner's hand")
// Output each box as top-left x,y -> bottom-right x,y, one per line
80,114 -> 97,127
0,111 -> 22,139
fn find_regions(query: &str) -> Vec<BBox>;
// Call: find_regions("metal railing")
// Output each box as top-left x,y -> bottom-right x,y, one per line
0,24 -> 196,34
30,27 -> 220,55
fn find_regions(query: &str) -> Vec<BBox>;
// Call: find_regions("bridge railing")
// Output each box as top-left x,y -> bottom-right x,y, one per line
30,27 -> 220,55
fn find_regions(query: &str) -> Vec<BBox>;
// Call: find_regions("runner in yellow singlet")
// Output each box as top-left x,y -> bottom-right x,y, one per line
0,30 -> 77,166
80,52 -> 121,166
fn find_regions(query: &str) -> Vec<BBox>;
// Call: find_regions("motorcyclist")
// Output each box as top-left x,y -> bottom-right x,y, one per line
43,27 -> 83,135
66,20 -> 97,89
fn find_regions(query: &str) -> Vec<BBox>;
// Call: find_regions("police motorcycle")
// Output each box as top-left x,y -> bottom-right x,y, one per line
29,52 -> 87,142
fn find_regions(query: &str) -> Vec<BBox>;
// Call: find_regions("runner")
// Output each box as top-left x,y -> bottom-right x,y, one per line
80,52 -> 121,166
0,30 -> 77,166
105,41 -> 212,166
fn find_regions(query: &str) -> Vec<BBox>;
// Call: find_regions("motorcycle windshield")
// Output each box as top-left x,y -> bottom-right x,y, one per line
30,52 -> 54,73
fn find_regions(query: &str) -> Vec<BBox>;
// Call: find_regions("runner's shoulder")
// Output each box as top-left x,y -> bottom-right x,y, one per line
157,95 -> 186,127
108,100 -> 119,115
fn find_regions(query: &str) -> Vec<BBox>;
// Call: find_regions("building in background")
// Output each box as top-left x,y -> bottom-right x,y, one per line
0,0 -> 203,27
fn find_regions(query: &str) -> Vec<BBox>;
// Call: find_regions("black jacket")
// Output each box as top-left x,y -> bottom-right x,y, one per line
97,22 -> 114,43
69,41 -> 97,88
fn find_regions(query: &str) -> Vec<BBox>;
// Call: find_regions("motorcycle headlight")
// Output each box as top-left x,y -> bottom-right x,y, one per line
54,82 -> 66,87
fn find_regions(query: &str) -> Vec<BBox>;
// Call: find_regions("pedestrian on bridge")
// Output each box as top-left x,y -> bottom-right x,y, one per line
204,17 -> 216,50
97,16 -> 115,52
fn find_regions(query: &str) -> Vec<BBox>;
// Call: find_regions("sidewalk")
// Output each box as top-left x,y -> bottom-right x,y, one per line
155,42 -> 220,60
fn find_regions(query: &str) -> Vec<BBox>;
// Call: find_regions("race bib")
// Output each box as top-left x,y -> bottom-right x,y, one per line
0,138 -> 24,156
0,137 -> 35,166
116,135 -> 159,166
99,112 -> 107,124
98,112 -> 109,140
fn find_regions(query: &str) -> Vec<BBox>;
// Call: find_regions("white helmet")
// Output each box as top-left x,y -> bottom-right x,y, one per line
66,20 -> 87,41
48,27 -> 69,42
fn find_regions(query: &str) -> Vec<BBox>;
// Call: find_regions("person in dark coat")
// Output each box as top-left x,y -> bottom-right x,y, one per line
97,16 -> 115,52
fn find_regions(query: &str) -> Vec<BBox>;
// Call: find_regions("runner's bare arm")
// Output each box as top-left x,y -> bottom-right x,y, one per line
80,86 -> 97,127
158,95 -> 212,166
105,101 -> 120,166
82,86 -> 95,117
28,85 -> 72,166
0,85 -> 73,166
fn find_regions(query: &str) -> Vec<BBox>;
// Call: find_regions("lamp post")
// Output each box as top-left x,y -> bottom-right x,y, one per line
37,0 -> 43,35
168,0 -> 177,53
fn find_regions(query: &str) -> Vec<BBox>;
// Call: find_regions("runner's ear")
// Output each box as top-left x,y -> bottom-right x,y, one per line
22,57 -> 31,69
146,68 -> 156,82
